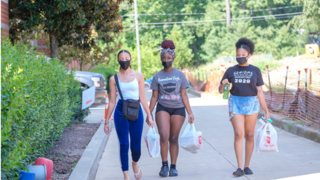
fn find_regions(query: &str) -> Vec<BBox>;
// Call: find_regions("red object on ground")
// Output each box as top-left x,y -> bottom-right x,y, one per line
34,157 -> 53,180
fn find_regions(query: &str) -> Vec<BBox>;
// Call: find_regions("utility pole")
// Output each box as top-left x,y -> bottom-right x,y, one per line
225,0 -> 231,26
134,0 -> 141,73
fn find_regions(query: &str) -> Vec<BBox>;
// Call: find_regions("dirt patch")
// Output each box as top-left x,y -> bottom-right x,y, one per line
262,55 -> 320,88
45,122 -> 100,180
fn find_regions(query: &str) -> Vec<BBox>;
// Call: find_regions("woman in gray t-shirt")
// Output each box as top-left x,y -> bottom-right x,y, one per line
148,40 -> 194,177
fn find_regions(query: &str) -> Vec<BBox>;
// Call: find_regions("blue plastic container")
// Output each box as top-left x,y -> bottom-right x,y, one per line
19,170 -> 35,180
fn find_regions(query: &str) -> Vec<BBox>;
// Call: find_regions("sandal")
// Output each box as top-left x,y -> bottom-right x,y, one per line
134,167 -> 142,180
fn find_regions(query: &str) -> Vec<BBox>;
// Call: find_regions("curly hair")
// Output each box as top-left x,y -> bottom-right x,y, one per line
235,38 -> 255,55
160,40 -> 175,59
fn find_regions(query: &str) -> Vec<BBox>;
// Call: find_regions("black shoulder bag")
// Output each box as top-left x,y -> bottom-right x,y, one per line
114,73 -> 140,121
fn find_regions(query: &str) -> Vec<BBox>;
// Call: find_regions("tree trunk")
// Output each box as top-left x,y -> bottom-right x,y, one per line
242,2 -> 246,10
225,0 -> 231,26
269,4 -> 273,15
50,33 -> 59,58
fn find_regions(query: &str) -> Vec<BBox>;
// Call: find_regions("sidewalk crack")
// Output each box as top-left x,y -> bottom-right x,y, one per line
202,137 -> 251,180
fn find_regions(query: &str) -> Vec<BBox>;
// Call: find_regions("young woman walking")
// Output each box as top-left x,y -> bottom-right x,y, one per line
219,38 -> 270,176
104,50 -> 155,180
148,40 -> 194,177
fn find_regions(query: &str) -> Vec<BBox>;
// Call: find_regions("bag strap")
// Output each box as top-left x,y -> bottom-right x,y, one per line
114,73 -> 124,101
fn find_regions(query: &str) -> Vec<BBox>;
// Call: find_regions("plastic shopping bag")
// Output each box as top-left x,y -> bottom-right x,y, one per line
143,127 -> 160,158
256,122 -> 279,152
180,123 -> 202,154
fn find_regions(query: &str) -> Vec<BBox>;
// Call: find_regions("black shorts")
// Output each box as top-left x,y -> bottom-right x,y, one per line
156,103 -> 186,117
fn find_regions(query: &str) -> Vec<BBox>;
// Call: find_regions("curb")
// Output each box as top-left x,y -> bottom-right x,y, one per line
68,120 -> 114,180
258,110 -> 320,143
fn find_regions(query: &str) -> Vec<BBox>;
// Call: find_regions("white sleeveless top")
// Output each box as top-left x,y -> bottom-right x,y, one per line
116,78 -> 140,100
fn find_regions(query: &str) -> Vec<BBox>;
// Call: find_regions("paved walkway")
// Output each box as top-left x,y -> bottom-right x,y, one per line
94,89 -> 320,180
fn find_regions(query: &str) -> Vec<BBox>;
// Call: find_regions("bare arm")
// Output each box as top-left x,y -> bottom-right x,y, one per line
257,86 -> 270,120
181,88 -> 194,123
137,73 -> 154,127
149,90 -> 158,115
104,76 -> 117,134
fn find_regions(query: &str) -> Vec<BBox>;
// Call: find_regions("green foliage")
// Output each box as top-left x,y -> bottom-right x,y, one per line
9,0 -> 131,58
252,60 -> 281,71
117,0 -> 306,75
290,0 -> 320,31
1,37 -> 87,179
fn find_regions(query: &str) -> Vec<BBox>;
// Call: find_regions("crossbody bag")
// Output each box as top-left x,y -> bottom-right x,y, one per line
114,73 -> 140,121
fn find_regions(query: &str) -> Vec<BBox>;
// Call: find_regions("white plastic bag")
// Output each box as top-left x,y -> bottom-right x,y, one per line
256,122 -> 279,152
143,127 -> 160,158
180,123 -> 202,154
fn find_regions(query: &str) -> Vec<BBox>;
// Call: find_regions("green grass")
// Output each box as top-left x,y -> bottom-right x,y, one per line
252,59 -> 281,72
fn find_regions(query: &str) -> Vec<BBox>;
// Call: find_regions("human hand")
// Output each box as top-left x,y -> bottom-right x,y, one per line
188,114 -> 194,123
104,122 -> 110,135
146,115 -> 155,127
222,79 -> 229,85
265,112 -> 270,122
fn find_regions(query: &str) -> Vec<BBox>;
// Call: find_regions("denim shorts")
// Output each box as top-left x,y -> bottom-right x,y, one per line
228,95 -> 260,121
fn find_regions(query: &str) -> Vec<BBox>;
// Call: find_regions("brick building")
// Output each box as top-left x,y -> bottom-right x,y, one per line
1,0 -> 9,36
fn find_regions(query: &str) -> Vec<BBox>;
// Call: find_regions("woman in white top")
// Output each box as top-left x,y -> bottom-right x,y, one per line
104,50 -> 155,180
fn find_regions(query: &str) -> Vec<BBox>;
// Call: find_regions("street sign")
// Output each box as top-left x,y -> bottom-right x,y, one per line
82,86 -> 95,109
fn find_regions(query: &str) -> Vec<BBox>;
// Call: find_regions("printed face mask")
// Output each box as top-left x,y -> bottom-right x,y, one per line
236,56 -> 248,65
162,61 -> 172,69
119,60 -> 130,70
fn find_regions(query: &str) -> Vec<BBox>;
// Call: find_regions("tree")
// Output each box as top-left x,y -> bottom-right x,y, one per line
290,0 -> 320,31
9,0 -> 132,58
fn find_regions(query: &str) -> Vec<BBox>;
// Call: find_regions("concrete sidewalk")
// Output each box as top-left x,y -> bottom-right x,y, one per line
94,89 -> 320,180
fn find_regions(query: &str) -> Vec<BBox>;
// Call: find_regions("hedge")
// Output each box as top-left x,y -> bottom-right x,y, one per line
1,37 -> 89,179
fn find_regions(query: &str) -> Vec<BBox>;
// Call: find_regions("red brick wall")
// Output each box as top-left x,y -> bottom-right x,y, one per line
1,0 -> 9,37
37,34 -> 51,57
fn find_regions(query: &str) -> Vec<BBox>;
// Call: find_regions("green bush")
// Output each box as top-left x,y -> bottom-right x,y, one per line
1,37 -> 86,179
252,59 -> 281,72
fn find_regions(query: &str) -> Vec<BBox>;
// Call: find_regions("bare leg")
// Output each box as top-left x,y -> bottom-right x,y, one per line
231,112 -> 245,169
123,171 -> 130,180
169,115 -> 185,165
156,111 -> 171,162
244,113 -> 258,168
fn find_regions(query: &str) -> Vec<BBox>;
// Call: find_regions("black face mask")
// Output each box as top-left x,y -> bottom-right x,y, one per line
162,61 -> 172,69
119,60 -> 131,70
236,56 -> 248,65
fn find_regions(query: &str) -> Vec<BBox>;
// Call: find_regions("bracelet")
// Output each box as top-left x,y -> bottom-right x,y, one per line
188,114 -> 194,116
105,122 -> 109,125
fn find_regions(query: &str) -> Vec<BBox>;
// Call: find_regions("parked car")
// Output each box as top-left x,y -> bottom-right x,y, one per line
144,76 -> 153,88
69,70 -> 107,104
46,56 -> 107,104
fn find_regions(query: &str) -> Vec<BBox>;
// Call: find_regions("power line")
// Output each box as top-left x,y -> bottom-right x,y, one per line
122,15 -> 297,31
134,12 -> 303,26
121,5 -> 302,17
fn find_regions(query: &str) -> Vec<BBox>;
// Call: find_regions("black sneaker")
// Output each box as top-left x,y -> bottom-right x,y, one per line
244,167 -> 253,175
233,168 -> 244,176
169,168 -> 178,177
159,165 -> 169,177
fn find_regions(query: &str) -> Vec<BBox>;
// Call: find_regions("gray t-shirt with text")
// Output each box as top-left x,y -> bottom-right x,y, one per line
150,68 -> 189,108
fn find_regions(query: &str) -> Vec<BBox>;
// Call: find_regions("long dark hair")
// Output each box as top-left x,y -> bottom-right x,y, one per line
117,50 -> 131,59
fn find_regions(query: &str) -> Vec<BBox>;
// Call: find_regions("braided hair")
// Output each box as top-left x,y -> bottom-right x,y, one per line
160,40 -> 176,59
